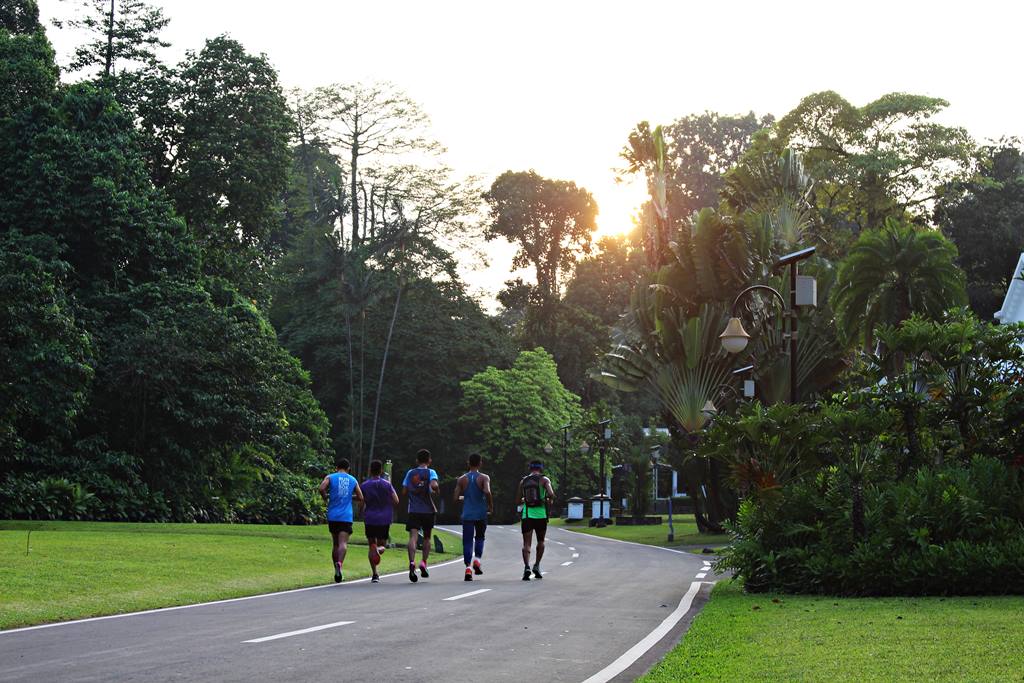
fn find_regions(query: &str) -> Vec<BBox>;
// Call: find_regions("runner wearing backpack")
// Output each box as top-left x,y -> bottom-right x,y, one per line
518,460 -> 555,581
402,449 -> 439,583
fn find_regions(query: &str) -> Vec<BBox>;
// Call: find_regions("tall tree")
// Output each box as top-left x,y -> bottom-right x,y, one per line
57,0 -> 169,79
0,0 -> 58,118
167,36 -> 293,301
459,349 -> 583,520
832,219 -> 967,349
484,170 -> 598,340
296,82 -> 441,249
622,112 -> 773,219
935,142 -> 1024,319
773,91 -> 975,243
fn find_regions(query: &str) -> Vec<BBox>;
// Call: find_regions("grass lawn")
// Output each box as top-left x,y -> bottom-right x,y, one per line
0,520 -> 460,630
549,516 -> 730,547
641,580 -> 1024,682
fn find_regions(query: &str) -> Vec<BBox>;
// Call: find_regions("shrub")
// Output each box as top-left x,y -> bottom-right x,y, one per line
234,472 -> 325,525
719,457 -> 1024,595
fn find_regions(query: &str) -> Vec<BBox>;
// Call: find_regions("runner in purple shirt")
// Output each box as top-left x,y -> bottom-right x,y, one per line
361,459 -> 399,583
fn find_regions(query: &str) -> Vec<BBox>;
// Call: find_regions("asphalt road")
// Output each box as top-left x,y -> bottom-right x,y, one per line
0,524 -> 719,682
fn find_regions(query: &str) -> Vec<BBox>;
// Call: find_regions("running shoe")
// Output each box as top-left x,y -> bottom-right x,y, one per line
522,566 -> 532,581
377,545 -> 387,557
533,564 -> 543,579
464,567 -> 473,581
334,564 -> 342,583
371,574 -> 380,584
409,563 -> 418,583
472,559 -> 483,575
419,561 -> 429,578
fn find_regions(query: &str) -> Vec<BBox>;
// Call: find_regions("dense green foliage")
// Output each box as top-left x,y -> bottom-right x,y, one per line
459,349 -> 584,519
936,142 -> 1024,319
711,314 -> 1024,595
832,219 -> 967,348
0,17 -> 331,522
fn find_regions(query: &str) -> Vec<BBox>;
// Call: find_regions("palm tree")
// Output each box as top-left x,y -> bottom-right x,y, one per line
832,219 -> 967,349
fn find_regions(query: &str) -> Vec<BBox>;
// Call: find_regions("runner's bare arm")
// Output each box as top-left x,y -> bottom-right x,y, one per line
318,477 -> 330,500
354,483 -> 364,504
390,483 -> 400,506
481,473 -> 494,513
453,474 -> 466,504
430,478 -> 440,493
543,476 -> 555,499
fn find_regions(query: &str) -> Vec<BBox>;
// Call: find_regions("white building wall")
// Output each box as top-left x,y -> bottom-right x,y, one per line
995,252 -> 1024,325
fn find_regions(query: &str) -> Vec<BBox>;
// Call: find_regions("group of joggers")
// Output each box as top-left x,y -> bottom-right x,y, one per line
318,449 -> 556,583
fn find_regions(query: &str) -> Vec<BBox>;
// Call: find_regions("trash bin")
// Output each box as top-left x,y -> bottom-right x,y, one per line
567,497 -> 585,521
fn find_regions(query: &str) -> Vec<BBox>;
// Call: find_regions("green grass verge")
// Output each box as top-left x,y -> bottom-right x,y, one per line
549,516 -> 730,547
641,580 -> 1024,682
0,520 -> 460,630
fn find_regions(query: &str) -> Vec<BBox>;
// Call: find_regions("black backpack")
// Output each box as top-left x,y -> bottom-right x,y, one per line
522,474 -> 543,507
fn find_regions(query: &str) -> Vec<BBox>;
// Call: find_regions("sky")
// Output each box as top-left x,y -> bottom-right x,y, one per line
39,0 -> 1024,304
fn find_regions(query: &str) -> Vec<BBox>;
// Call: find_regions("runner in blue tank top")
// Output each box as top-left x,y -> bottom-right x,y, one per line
454,453 -> 493,581
318,458 -> 363,583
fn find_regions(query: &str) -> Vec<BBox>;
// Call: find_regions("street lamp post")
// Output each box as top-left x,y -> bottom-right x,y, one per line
560,424 -> 570,512
651,445 -> 674,543
596,419 -> 612,528
719,247 -> 817,404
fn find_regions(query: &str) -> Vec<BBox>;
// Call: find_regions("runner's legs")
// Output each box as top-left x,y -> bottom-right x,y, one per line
461,521 -> 475,566
534,522 -> 546,565
521,527 -> 534,566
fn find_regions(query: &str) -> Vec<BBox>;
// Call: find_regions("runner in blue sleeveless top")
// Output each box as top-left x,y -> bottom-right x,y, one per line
318,458 -> 363,583
454,453 -> 493,581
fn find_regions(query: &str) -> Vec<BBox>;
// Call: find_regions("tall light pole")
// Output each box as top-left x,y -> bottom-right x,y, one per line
719,247 -> 817,403
596,419 -> 612,528
560,423 -> 570,509
651,444 -> 674,542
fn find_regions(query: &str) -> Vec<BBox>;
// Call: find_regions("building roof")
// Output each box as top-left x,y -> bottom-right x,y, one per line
995,253 -> 1024,324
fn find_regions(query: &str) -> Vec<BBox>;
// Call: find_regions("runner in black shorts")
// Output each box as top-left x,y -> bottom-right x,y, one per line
361,459 -> 399,583
402,449 -> 439,582
518,460 -> 555,580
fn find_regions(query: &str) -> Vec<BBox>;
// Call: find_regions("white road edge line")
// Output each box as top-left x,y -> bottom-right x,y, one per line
0,555 -> 465,637
556,527 -> 690,555
561,561 -> 573,566
581,581 -> 709,683
442,589 -> 492,601
695,572 -> 708,579
243,620 -> 354,643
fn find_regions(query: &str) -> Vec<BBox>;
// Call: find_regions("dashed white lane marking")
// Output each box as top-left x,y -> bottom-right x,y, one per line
572,553 -> 580,559
442,589 -> 492,601
695,572 -> 708,579
560,561 -> 573,566
0,555 -> 464,637
568,547 -> 576,551
581,581 -> 708,683
243,620 -> 354,643
556,527 -> 689,555
553,541 -> 565,546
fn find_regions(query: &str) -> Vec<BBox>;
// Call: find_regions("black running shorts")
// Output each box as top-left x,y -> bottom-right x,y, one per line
328,520 -> 353,534
365,523 -> 390,540
406,512 -> 435,532
521,517 -> 548,537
